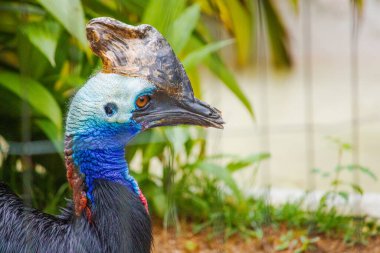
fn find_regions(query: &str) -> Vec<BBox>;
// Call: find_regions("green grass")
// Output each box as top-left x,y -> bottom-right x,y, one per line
140,135 -> 380,246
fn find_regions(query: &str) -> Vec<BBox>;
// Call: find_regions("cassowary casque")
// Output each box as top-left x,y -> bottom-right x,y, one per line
0,17 -> 223,253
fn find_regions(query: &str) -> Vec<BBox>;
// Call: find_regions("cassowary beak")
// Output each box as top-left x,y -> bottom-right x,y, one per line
132,92 -> 224,130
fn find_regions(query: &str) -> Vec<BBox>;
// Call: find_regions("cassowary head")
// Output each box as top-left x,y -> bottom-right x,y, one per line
64,18 -> 223,217
66,17 -> 223,144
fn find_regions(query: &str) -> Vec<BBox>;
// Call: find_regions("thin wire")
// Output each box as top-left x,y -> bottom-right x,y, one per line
350,0 -> 360,185
19,0 -> 34,248
212,14 -> 226,250
302,0 -> 316,192
19,0 -> 33,207
257,0 -> 272,225
211,13 -> 224,157
257,0 -> 271,185
350,0 -> 362,233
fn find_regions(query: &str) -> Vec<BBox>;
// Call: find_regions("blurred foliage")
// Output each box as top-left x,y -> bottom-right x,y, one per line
0,0 -> 294,211
181,138 -> 379,245
128,126 -> 271,230
135,134 -> 379,246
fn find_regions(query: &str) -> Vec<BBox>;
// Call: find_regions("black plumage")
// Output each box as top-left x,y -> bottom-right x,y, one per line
0,180 -> 152,252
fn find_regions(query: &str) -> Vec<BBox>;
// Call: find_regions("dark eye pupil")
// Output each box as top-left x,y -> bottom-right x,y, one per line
104,103 -> 117,116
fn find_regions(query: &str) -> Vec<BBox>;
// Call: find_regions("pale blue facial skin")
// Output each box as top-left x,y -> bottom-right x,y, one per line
65,73 -> 156,202
66,72 -> 155,137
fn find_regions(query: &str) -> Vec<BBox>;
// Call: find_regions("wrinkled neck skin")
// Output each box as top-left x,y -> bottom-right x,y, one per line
69,122 -> 141,202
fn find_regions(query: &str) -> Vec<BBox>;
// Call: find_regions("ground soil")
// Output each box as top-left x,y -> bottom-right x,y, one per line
153,221 -> 380,253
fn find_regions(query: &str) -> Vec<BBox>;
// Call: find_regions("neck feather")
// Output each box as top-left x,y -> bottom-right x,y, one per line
72,143 -> 139,202
91,180 -> 152,252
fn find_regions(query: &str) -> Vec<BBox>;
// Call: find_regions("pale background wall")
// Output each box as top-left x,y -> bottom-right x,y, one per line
204,0 -> 380,194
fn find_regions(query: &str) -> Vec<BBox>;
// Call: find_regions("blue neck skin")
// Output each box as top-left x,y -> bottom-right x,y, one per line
70,119 -> 141,203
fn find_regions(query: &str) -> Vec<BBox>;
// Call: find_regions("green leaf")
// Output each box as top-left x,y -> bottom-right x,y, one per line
289,0 -> 299,13
326,136 -> 352,150
335,165 -> 344,172
206,55 -> 254,117
350,183 -> 363,195
182,39 -> 234,70
331,179 -> 342,186
227,153 -> 270,172
130,129 -> 166,145
188,196 -> 209,214
196,161 -> 241,198
43,183 -> 68,213
192,221 -> 211,234
341,143 -> 352,151
224,0 -> 252,65
347,165 -> 377,181
152,191 -> 167,218
140,130 -> 166,161
17,32 -> 50,79
143,0 -> 186,36
322,172 -> 330,178
119,0 -> 148,17
21,21 -> 61,66
35,119 -> 63,155
0,71 -> 62,131
187,68 -> 201,98
275,241 -> 290,251
164,127 -> 191,153
310,237 -> 320,243
338,191 -> 349,202
254,227 -> 264,239
184,240 -> 197,252
261,0 -> 292,68
0,2 -> 45,17
352,0 -> 364,16
358,165 -> 377,181
37,0 -> 87,47
168,4 -> 200,54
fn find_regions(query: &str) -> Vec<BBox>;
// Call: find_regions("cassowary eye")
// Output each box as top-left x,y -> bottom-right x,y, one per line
104,103 -> 118,116
136,95 -> 151,109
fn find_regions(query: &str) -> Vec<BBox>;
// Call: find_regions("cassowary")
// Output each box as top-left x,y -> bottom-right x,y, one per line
0,17 -> 223,252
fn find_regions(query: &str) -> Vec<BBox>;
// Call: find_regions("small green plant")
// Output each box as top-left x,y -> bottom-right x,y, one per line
275,230 -> 319,253
264,137 -> 380,247
296,235 -> 320,253
311,137 -> 378,244
275,231 -> 299,251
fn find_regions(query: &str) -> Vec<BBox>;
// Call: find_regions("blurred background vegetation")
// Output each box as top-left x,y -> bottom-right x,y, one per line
0,0 -> 292,211
0,0 -> 378,249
